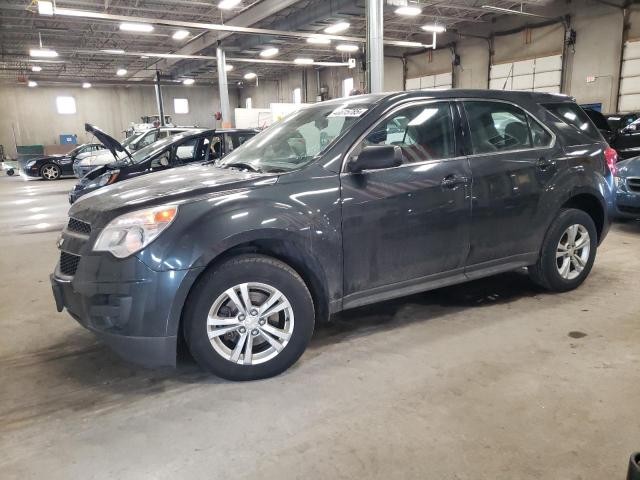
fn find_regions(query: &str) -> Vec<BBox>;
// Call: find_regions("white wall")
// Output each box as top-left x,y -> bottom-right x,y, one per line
0,84 -> 236,155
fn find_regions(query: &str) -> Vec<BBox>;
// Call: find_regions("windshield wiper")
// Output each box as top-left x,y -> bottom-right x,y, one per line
224,162 -> 263,173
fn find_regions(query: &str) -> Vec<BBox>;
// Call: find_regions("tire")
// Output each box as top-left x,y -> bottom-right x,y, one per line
184,254 -> 315,381
528,208 -> 598,292
40,163 -> 60,180
6,168 -> 14,176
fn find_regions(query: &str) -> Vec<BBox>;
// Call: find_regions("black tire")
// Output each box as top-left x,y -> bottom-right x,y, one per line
184,254 -> 315,381
40,163 -> 60,180
528,208 -> 598,292
6,168 -> 14,176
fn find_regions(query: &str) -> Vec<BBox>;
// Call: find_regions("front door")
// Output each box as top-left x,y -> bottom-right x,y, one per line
340,101 -> 472,303
461,100 -> 558,267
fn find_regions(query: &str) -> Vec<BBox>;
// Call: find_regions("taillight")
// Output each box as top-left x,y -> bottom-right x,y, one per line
604,147 -> 618,175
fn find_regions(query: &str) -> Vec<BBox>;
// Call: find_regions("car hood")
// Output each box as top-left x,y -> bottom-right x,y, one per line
85,123 -> 133,163
69,164 -> 273,219
616,156 -> 640,177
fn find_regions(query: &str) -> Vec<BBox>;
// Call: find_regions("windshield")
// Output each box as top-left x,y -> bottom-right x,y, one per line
128,133 -> 190,163
217,101 -> 372,173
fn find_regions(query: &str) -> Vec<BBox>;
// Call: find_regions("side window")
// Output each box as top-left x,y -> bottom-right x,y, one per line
359,102 -> 455,163
150,151 -> 170,169
174,138 -> 199,164
528,116 -> 553,147
157,131 -> 169,139
464,101 -> 532,154
225,133 -> 252,154
208,136 -> 222,160
542,103 -> 601,141
136,131 -> 158,149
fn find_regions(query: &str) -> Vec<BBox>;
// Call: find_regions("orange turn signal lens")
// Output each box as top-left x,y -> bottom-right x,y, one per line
153,207 -> 177,223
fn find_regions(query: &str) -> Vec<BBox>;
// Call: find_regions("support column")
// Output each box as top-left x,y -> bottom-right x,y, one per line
216,46 -> 232,128
154,71 -> 166,126
366,0 -> 384,93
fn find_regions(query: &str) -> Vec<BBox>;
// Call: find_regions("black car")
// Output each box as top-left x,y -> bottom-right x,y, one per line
52,90 -> 615,381
20,143 -> 103,180
604,112 -> 640,159
68,124 -> 257,203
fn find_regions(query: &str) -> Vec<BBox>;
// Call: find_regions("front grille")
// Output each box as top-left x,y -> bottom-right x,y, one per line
627,177 -> 640,194
618,205 -> 640,215
60,252 -> 81,276
67,217 -> 91,235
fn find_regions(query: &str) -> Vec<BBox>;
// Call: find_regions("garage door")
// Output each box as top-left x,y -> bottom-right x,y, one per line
619,40 -> 640,112
405,72 -> 452,90
489,54 -> 562,93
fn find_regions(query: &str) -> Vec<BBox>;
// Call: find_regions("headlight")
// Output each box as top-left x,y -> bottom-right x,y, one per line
26,160 -> 36,168
614,176 -> 624,189
93,205 -> 178,258
97,170 -> 120,186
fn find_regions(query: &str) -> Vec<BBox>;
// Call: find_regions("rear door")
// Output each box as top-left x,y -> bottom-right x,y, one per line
340,100 -> 472,301
461,100 -> 557,269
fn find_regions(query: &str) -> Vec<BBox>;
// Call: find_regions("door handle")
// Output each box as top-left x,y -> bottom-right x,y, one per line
536,156 -> 554,170
441,174 -> 469,189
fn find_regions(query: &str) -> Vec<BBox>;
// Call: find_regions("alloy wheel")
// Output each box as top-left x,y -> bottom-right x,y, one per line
42,165 -> 59,180
206,282 -> 294,365
556,224 -> 590,280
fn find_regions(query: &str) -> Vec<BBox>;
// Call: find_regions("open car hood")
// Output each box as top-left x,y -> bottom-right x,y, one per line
84,123 -> 133,163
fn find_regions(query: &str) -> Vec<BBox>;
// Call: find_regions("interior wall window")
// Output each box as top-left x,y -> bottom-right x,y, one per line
293,88 -> 302,104
246,97 -> 253,109
464,101 -> 532,154
174,98 -> 189,114
56,96 -> 76,115
359,102 -> 455,163
342,77 -> 354,97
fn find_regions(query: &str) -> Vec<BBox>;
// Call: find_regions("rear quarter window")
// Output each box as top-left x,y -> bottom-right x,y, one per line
543,103 -> 603,142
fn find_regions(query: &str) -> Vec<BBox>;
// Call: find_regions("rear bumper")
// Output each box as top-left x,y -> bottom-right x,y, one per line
50,253 -> 204,368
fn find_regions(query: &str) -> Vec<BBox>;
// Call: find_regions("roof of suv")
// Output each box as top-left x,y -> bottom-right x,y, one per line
343,89 -> 573,107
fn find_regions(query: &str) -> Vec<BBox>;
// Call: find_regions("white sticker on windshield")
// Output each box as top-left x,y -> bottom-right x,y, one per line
329,107 -> 368,117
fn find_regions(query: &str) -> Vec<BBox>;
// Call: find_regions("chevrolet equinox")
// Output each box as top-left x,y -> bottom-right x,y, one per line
51,90 -> 616,381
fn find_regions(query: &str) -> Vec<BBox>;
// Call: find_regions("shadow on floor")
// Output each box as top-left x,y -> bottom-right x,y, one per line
0,270 -> 544,430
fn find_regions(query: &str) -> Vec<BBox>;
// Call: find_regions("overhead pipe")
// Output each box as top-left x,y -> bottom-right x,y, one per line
366,0 -> 384,93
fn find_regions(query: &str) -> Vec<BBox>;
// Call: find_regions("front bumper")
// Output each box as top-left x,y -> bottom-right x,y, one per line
615,191 -> 640,218
51,247 -> 204,368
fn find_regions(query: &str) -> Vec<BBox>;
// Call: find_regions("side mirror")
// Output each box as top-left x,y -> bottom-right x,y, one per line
348,145 -> 403,173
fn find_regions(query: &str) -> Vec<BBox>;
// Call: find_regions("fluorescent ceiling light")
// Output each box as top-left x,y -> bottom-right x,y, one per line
30,48 -> 58,58
395,5 -> 422,16
183,78 -> 195,85
307,36 -> 331,45
481,5 -> 548,18
225,64 -> 234,71
120,22 -> 154,33
324,22 -> 350,34
28,81 -> 38,87
294,58 -> 314,65
116,68 -> 127,76
219,0 -> 241,9
172,30 -> 189,40
102,49 -> 125,54
408,108 -> 437,126
259,47 -> 279,58
336,44 -> 358,52
38,1 -> 54,15
244,72 -> 257,79
82,82 -> 92,88
421,24 -> 446,33
31,66 -> 42,72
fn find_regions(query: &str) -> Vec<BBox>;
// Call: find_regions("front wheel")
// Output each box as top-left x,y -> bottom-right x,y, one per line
40,163 -> 60,180
184,254 -> 315,381
528,208 -> 598,292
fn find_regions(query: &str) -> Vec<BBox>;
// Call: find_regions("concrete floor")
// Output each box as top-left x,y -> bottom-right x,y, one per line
1,174 -> 639,480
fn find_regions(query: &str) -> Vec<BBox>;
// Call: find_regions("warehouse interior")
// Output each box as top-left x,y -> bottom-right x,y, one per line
1,0 -> 640,479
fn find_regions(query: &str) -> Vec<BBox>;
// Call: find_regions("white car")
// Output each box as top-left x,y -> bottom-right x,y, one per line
74,127 -> 194,177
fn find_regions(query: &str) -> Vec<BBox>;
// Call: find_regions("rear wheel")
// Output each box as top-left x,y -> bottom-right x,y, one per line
40,163 -> 60,180
184,254 -> 315,381
528,208 -> 598,292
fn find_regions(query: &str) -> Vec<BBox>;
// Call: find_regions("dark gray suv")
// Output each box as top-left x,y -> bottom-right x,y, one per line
51,90 -> 616,380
